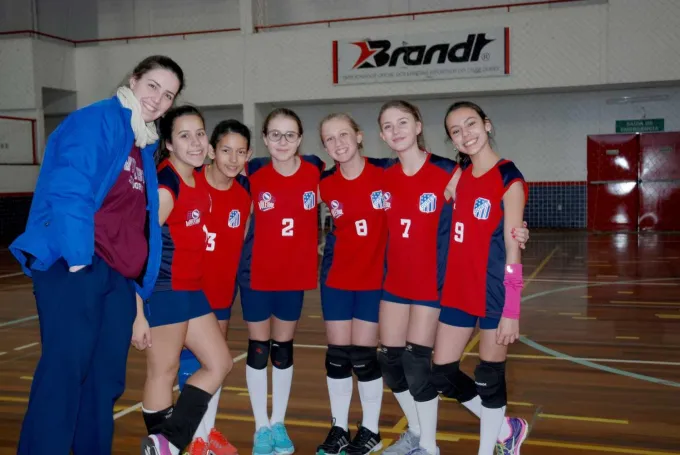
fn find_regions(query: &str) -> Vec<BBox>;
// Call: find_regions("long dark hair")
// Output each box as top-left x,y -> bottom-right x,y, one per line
130,55 -> 186,97
443,101 -> 493,168
155,105 -> 205,164
211,119 -> 251,151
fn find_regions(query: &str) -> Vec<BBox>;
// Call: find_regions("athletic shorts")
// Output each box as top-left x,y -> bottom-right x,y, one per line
320,285 -> 381,323
145,289 -> 212,328
439,306 -> 500,330
381,289 -> 440,309
239,286 -> 304,323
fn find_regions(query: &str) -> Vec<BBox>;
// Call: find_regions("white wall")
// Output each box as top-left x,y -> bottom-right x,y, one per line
286,85 -> 680,182
0,39 -> 35,110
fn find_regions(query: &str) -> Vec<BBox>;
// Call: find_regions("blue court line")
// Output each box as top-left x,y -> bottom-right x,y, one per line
519,276 -> 680,388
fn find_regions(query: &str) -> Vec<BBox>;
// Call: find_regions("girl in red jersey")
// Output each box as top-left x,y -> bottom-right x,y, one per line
136,106 -> 232,455
434,101 -> 529,455
315,113 -> 391,455
238,108 -> 325,455
177,119 -> 253,455
375,100 -> 529,455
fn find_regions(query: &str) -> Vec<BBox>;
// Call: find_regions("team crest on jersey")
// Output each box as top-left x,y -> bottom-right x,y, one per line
383,192 -> 392,210
228,209 -> 241,228
258,192 -> 275,211
303,191 -> 316,210
419,193 -> 437,213
186,209 -> 201,227
370,190 -> 384,209
473,197 -> 491,220
330,200 -> 344,218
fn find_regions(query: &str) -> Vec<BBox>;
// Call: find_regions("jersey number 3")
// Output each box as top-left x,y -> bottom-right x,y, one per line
282,218 -> 294,237
204,225 -> 216,251
453,221 -> 464,243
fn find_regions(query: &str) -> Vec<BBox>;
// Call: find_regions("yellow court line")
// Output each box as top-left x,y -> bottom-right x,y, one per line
596,275 -> 619,278
539,413 -> 628,425
617,291 -> 635,295
656,314 -> 680,319
559,312 -> 581,316
616,336 -> 640,340
573,316 -> 597,320
611,300 -> 680,306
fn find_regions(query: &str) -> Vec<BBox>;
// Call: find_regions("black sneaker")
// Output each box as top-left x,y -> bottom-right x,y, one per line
316,425 -> 351,455
345,425 -> 382,454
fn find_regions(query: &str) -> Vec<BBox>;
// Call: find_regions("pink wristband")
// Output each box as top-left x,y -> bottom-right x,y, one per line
502,264 -> 523,319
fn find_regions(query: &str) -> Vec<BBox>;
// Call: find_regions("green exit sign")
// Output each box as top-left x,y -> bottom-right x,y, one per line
616,118 -> 664,133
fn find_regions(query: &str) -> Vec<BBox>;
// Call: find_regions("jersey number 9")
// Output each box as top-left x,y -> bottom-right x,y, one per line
454,221 -> 464,243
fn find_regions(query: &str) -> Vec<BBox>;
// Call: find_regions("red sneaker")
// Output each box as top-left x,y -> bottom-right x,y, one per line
186,437 -> 209,455
208,428 -> 239,455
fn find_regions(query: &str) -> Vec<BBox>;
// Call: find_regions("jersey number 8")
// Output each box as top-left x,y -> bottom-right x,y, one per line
355,219 -> 368,236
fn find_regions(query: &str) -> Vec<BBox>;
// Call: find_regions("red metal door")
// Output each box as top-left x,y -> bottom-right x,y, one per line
639,132 -> 680,231
587,134 -> 640,231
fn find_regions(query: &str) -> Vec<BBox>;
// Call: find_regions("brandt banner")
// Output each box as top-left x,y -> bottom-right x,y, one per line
332,27 -> 509,85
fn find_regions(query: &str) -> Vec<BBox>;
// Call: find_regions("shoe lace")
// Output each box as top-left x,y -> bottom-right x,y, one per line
349,425 -> 373,448
271,424 -> 289,441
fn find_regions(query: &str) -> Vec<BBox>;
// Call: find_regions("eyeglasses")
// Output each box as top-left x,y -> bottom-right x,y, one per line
266,130 -> 300,143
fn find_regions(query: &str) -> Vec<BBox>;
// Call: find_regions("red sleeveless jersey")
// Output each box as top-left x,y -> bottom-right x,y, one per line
238,155 -> 325,291
383,153 -> 457,301
198,168 -> 252,310
319,157 -> 391,290
155,160 -> 211,292
441,159 -> 528,317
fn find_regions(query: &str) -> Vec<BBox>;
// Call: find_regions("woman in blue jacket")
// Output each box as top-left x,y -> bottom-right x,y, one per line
9,54 -> 185,455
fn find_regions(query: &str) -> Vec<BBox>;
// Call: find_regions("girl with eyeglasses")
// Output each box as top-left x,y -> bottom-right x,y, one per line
238,108 -> 325,455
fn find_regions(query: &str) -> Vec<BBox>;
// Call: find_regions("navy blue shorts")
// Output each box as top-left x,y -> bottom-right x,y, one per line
382,290 -> 440,309
213,307 -> 232,321
239,286 -> 304,323
439,306 -> 500,330
145,290 -> 212,328
321,285 -> 381,323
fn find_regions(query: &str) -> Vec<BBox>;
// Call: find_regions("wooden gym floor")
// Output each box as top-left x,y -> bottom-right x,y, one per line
1,231 -> 679,454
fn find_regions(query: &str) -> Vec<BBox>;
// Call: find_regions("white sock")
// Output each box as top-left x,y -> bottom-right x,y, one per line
497,416 -> 512,441
479,405 -> 506,455
358,377 -> 383,434
246,365 -> 270,430
327,376 -> 353,430
415,397 -> 439,454
194,387 -> 221,440
270,365 -> 293,425
462,395 -> 482,418
394,390 -> 420,437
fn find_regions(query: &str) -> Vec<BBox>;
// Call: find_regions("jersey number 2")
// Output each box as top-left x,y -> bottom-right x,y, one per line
282,218 -> 294,237
454,221 -> 464,243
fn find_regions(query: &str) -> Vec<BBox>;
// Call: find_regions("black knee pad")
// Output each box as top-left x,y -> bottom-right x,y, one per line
271,339 -> 294,370
431,362 -> 478,403
474,360 -> 507,409
377,345 -> 409,393
325,345 -> 352,379
247,339 -> 271,370
402,342 -> 438,402
350,346 -> 382,382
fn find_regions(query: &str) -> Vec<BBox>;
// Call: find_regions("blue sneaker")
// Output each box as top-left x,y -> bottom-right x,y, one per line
271,422 -> 295,454
252,426 -> 274,455
495,417 -> 528,455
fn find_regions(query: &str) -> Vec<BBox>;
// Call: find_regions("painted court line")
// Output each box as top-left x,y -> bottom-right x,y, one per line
113,351 -> 248,420
14,342 -> 39,351
0,272 -> 23,279
0,315 -> 38,329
